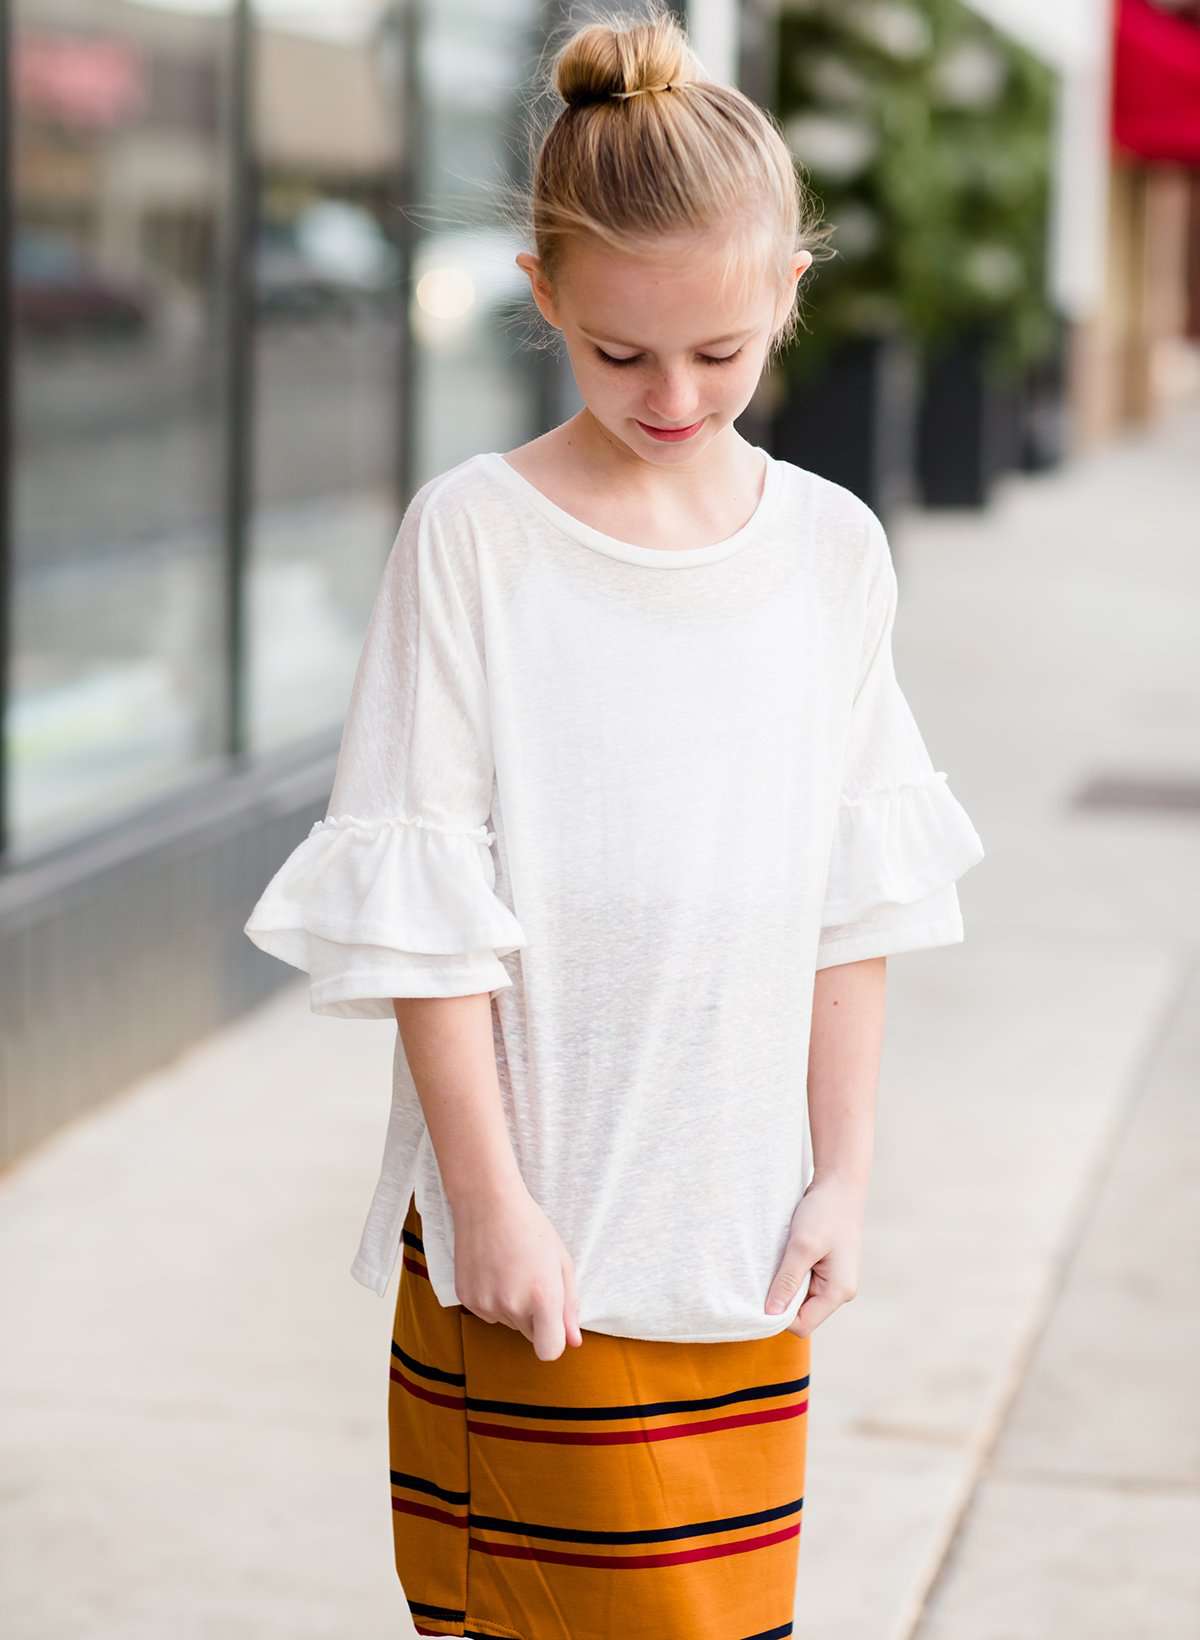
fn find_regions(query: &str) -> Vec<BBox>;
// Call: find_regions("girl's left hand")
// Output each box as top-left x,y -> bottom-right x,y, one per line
764,1172 -> 867,1338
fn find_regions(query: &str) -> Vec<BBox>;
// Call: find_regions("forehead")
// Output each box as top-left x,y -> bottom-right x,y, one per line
554,230 -> 776,345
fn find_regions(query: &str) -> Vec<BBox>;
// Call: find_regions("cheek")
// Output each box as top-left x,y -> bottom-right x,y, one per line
578,358 -> 626,402
721,356 -> 765,406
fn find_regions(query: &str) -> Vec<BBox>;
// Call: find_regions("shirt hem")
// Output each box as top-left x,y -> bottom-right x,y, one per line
569,1322 -> 807,1344
814,915 -> 965,970
353,1250 -> 808,1341
350,1254 -> 391,1295
311,968 -> 512,1011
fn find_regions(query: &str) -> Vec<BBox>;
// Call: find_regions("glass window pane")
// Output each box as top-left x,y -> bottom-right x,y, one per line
9,0 -> 236,858
247,0 -> 408,754
413,0 -> 545,483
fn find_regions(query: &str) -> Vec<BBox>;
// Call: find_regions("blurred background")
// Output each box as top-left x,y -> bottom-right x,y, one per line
1,2 -> 1197,1637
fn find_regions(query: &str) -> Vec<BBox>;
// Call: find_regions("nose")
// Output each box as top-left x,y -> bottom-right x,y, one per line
644,364 -> 702,426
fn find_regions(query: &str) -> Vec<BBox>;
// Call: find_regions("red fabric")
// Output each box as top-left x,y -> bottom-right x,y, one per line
1113,0 -> 1200,164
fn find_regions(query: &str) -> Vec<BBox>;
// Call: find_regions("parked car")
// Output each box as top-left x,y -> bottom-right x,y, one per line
255,202 -> 400,320
15,229 -> 152,338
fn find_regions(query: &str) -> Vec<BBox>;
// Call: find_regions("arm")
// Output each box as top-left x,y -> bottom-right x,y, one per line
807,954 -> 887,1198
393,993 -> 584,1361
243,485 -> 579,1355
392,993 -> 524,1208
762,509 -> 984,1334
762,954 -> 886,1330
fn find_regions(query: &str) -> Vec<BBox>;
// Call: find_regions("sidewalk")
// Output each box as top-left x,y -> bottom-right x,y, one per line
805,394 -> 1200,1638
3,398 -> 1198,1639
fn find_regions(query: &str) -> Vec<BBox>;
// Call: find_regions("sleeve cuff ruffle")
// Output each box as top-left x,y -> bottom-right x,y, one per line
821,770 -> 985,925
243,813 -> 527,1015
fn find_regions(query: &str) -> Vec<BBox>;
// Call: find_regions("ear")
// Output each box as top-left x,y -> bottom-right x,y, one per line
515,252 -> 562,331
772,251 -> 812,332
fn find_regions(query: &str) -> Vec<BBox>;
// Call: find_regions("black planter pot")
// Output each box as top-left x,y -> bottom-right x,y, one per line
769,333 -> 919,531
916,325 -> 1017,508
1018,316 -> 1069,473
991,371 -> 1027,478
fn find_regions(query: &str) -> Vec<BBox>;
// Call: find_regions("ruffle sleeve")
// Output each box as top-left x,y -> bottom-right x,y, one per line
243,813 -> 528,1018
821,770 -> 985,925
243,471 -> 528,1016
816,513 -> 984,969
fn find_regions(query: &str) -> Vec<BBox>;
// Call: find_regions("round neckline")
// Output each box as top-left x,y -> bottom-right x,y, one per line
478,444 -> 783,568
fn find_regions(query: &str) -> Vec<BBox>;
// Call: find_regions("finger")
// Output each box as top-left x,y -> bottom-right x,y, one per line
532,1313 -> 566,1361
788,1295 -> 830,1338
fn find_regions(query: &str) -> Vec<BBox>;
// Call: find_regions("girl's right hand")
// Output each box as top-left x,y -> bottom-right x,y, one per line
451,1186 -> 584,1362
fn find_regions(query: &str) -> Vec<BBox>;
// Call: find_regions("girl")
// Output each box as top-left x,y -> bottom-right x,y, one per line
244,5 -> 985,1636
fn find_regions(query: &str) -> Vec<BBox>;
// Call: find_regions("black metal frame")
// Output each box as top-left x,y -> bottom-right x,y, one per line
398,0 -> 423,509
0,0 -> 11,862
227,0 -> 253,770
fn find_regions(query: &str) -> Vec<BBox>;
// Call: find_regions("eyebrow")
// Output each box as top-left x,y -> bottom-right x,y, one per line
580,326 -> 755,351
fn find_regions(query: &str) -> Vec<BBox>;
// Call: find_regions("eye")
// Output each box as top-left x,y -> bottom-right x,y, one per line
593,346 -> 745,368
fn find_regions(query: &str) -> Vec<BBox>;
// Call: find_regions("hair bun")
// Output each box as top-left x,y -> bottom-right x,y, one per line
554,13 -> 696,110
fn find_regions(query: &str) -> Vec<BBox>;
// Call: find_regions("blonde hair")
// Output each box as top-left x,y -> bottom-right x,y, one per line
513,1 -> 834,363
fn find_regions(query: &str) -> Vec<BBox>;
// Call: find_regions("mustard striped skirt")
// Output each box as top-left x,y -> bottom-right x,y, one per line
389,1195 -> 812,1639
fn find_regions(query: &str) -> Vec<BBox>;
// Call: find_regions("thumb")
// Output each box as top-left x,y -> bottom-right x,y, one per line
561,1255 -> 584,1348
530,1275 -> 567,1362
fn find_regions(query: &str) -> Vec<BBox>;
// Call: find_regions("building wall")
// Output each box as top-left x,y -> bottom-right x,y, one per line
964,0 -> 1114,328
0,753 -> 331,1168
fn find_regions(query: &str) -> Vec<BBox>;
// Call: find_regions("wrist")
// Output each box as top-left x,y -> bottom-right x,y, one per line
810,1162 -> 872,1199
445,1159 -> 527,1217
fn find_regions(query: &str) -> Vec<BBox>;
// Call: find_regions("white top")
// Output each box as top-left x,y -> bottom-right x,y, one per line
243,446 -> 985,1342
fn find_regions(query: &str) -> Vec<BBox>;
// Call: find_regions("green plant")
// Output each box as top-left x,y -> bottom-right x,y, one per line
777,0 -> 1058,383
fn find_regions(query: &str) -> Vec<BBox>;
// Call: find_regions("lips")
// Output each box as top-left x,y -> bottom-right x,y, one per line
637,418 -> 705,443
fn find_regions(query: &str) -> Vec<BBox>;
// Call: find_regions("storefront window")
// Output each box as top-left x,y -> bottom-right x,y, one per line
4,0 -> 558,856
9,0 -> 236,856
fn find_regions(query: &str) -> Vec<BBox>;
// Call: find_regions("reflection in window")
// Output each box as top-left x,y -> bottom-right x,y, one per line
413,0 -> 544,484
10,0 -> 235,856
247,1 -> 408,754
6,0 -> 557,853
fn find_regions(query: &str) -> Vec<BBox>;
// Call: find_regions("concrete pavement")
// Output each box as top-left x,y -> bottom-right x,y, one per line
803,391 -> 1200,1639
3,392 -> 1198,1638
